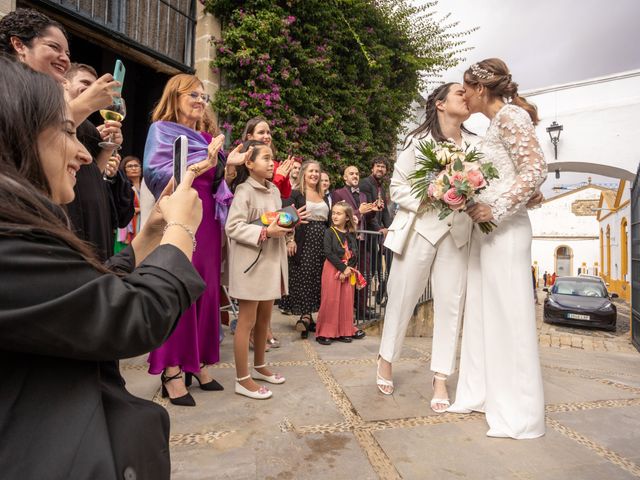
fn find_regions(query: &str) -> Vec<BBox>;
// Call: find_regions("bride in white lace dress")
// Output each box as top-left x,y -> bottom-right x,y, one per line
448,58 -> 547,439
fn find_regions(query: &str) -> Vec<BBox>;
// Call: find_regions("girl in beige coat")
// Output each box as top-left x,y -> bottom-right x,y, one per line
226,141 -> 298,399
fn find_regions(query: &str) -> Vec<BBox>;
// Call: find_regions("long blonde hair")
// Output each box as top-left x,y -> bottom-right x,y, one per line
298,160 -> 322,196
151,74 -> 205,129
332,201 -> 356,233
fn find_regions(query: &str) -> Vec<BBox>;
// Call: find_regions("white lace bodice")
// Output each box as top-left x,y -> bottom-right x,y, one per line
478,104 -> 547,223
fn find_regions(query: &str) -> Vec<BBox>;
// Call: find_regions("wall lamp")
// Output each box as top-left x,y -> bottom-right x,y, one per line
546,121 -> 563,160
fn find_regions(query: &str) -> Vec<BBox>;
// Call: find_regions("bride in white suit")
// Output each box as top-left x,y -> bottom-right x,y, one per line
377,82 -> 477,412
448,58 -> 547,439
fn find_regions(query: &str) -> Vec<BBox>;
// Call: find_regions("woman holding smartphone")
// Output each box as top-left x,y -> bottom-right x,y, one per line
0,57 -> 204,480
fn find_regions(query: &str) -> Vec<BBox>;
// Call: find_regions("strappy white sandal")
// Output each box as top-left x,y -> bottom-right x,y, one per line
235,374 -> 272,399
376,356 -> 394,395
252,364 -> 286,384
430,373 -> 450,413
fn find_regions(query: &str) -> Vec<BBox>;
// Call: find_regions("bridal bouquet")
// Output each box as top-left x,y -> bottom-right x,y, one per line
409,140 -> 499,233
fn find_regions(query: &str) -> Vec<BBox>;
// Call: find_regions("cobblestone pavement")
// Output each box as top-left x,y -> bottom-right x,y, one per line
122,301 -> 640,479
536,289 -> 635,353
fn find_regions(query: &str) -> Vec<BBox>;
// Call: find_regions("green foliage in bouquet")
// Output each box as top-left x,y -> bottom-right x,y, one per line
203,0 -> 474,182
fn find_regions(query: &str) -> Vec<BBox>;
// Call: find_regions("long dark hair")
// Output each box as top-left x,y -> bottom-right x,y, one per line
229,140 -> 270,192
242,116 -> 277,158
0,8 -> 67,57
464,58 -> 539,125
404,82 -> 474,147
0,56 -> 107,273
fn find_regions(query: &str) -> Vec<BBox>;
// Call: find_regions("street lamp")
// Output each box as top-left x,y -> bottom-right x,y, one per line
546,121 -> 563,160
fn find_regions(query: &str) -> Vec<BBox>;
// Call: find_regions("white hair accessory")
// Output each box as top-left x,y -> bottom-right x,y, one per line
470,63 -> 493,80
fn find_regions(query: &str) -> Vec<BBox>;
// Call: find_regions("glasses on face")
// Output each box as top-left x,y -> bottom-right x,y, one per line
125,164 -> 141,170
185,91 -> 211,103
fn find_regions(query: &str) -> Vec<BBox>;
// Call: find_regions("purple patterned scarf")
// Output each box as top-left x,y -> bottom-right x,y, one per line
143,121 -> 233,224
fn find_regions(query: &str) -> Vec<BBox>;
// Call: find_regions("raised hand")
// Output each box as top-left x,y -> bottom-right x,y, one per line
97,120 -> 123,150
227,143 -> 254,166
276,156 -> 294,177
158,170 -> 203,230
103,153 -> 121,178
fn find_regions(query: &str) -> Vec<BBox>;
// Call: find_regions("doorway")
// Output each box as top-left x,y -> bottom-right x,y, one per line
555,245 -> 573,277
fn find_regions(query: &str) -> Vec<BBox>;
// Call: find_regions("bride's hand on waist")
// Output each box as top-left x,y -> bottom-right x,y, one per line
466,202 -> 494,223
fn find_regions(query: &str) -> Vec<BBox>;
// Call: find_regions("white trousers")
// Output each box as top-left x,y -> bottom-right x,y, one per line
450,212 -> 545,439
378,229 -> 468,375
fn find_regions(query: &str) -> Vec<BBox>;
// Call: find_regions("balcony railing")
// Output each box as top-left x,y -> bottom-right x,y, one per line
37,0 -> 196,68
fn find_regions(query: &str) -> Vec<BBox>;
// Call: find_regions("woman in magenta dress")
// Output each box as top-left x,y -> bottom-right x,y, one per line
144,74 -> 234,406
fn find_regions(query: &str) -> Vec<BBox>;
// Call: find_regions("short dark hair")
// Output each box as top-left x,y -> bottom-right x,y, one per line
65,63 -> 98,81
0,8 -> 67,57
371,156 -> 389,169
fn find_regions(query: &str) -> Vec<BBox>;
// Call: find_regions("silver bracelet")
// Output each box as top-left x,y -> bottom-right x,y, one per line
163,222 -> 197,252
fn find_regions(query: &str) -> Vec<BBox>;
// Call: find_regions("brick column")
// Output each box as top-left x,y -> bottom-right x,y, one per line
0,0 -> 16,18
193,2 -> 221,123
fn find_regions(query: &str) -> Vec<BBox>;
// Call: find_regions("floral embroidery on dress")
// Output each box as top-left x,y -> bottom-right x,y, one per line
478,104 -> 547,223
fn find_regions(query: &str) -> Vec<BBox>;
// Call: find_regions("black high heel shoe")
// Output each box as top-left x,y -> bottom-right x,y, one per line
161,368 -> 196,407
185,364 -> 224,391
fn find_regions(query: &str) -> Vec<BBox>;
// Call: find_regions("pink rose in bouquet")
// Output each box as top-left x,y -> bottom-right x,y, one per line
466,168 -> 487,189
449,171 -> 465,186
442,188 -> 465,210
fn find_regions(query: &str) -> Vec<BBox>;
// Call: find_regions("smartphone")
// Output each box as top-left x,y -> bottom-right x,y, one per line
112,59 -> 126,105
173,135 -> 188,191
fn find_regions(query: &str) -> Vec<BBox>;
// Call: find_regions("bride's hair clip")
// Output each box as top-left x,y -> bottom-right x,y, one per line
470,63 -> 493,80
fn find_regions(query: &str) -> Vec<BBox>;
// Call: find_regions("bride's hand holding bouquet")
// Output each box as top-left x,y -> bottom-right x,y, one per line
409,139 -> 499,233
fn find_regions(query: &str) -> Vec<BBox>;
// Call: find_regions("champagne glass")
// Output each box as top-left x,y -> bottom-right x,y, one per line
98,98 -> 127,150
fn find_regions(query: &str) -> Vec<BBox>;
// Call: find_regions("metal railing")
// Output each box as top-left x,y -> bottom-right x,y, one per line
354,230 -> 432,326
38,0 -> 196,68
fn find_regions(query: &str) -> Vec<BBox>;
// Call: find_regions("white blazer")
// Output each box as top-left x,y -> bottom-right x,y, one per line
384,133 -> 478,255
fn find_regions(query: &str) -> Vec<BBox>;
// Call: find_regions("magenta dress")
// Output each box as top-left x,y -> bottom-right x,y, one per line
148,135 -> 222,374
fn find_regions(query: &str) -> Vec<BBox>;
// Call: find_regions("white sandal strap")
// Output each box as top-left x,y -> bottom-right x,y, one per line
236,374 -> 251,381
377,374 -> 394,387
431,398 -> 450,405
254,364 -> 266,369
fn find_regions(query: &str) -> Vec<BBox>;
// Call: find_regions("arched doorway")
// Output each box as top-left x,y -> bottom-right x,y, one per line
555,246 -> 573,277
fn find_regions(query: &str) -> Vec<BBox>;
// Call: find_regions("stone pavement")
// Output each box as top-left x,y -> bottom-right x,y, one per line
121,300 -> 640,479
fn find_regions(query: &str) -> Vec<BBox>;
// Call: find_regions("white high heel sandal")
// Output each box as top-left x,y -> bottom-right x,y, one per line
376,356 -> 394,395
430,373 -> 450,413
235,374 -> 272,399
252,364 -> 286,384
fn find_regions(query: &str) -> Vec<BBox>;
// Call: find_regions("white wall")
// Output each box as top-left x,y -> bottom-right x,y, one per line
532,238 -> 599,280
455,70 -> 640,181
529,187 -> 602,280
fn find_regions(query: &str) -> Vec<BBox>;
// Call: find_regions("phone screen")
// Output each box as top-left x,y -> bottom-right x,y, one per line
112,59 -> 125,104
173,135 -> 188,190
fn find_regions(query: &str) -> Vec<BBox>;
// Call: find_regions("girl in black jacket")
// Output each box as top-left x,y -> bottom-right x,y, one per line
315,201 -> 366,344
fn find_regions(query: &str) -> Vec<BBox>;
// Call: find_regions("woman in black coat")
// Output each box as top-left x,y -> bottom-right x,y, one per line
0,59 -> 204,479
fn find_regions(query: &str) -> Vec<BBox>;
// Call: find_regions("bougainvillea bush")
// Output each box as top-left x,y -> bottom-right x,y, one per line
205,0 -> 473,180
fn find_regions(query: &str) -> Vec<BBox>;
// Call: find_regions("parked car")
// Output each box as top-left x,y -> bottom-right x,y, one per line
543,276 -> 618,331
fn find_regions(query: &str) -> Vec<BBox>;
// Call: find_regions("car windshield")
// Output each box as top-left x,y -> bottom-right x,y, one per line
552,279 -> 606,298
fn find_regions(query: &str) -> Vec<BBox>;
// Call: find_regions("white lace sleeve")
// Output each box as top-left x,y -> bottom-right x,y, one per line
491,106 -> 547,222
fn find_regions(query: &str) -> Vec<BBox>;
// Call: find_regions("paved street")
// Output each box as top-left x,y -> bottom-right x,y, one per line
122,295 -> 640,479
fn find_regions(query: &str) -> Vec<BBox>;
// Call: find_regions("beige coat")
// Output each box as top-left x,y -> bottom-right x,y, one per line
225,176 -> 289,300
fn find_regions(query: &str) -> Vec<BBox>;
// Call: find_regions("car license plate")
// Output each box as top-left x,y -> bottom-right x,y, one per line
567,313 -> 590,320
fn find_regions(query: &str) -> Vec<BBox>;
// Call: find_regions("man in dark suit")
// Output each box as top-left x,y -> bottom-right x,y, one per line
332,165 -> 378,319
331,165 -> 376,228
359,157 -> 393,308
